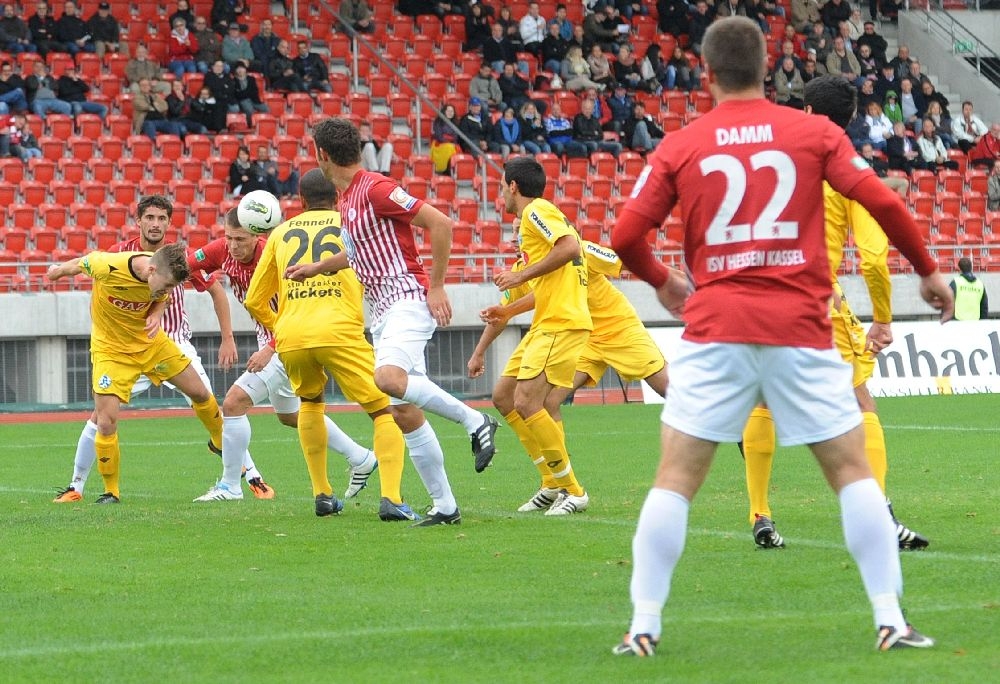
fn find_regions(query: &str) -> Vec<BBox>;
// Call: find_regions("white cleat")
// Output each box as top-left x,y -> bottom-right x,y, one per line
517,487 -> 562,512
544,489 -> 589,516
193,482 -> 243,502
345,451 -> 378,499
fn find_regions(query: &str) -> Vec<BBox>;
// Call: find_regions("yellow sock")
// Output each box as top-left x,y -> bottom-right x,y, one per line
298,402 -> 331,497
863,412 -> 888,493
743,407 -> 775,524
373,413 -> 405,503
506,410 -> 556,489
523,409 -> 583,496
555,419 -> 565,442
95,431 -> 121,498
192,396 -> 223,452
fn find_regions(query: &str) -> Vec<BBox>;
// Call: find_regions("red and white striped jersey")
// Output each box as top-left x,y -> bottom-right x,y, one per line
111,237 -> 215,345
337,170 -> 430,323
189,237 -> 275,349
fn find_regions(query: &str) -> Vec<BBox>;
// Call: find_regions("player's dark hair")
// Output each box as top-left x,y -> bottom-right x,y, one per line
504,156 -> 546,198
137,194 -> 173,219
803,75 -> 857,130
702,17 -> 767,91
312,117 -> 362,167
151,242 -> 191,282
958,257 -> 973,274
224,207 -> 241,228
299,168 -> 338,208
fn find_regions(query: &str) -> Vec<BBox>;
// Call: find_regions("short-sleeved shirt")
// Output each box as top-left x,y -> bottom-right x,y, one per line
581,241 -> 643,341
518,197 -> 592,332
244,208 -> 366,352
626,98 -> 878,349
338,170 -> 429,324
80,251 -> 170,356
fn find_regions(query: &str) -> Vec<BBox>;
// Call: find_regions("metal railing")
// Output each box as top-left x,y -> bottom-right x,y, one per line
917,5 -> 1000,81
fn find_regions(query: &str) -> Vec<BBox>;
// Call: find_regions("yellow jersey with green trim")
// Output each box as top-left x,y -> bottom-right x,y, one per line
80,251 -> 169,356
244,209 -> 366,352
518,197 -> 591,332
500,258 -> 533,306
823,181 -> 892,323
581,241 -> 643,340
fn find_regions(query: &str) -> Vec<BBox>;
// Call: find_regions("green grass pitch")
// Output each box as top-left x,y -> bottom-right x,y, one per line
1,395 -> 998,682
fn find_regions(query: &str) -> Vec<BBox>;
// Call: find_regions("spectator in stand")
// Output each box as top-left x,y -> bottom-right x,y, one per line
84,3 -> 121,60
950,258 -> 989,321
791,0 -> 821,33
168,0 -> 196,33
745,0 -> 772,33
28,2 -> 63,57
25,61 -> 68,116
250,19 -> 280,74
657,0 -> 690,38
541,20 -> 568,74
470,62 -> 502,111
294,40 -> 332,93
613,45 -> 645,92
863,100 -> 893,152
826,35 -> 862,86
229,144 -> 267,195
339,0 -> 374,34
0,61 -> 29,114
896,77 -> 925,132
855,44 -> 880,80
874,61 -> 899,101
688,0 -> 714,56
431,103 -> 460,173
464,2 -> 491,52
192,15 -> 222,74
496,5 -> 524,51
804,21 -> 830,62
969,122 -> 1000,171
8,112 -> 41,160
519,2 -> 546,59
573,97 -> 621,156
203,58 -> 234,114
222,23 -> 253,71
267,39 -> 305,92
459,97 -> 498,155
622,100 -> 665,152
583,4 -> 620,54
952,100 -> 988,154
883,90 -> 904,126
133,77 -> 183,137
917,117 -> 959,174
166,79 -> 209,135
778,39 -> 803,71
126,44 -> 162,91
57,64 -> 108,119
562,44 -> 604,92
617,0 -> 649,20
484,22 -> 517,74
211,0 -> 245,35
924,100 -> 956,149
835,20 -> 854,54
800,56 -> 821,83
357,121 -> 393,175
167,17 -> 198,78
1,3 -> 36,54
604,82 -> 634,134
846,7 -> 864,38
989,163 -> 1000,210
544,101 -> 587,157
498,61 -> 530,112
855,20 -> 887,63
668,45 -> 700,91
773,55 -> 805,108
820,0 -> 850,34
552,3 -> 573,40
190,84 -> 225,132
717,0 -> 749,19
567,23 -> 590,55
905,60 -> 930,89
856,77 -> 878,110
639,44 -> 671,94
231,63 -> 267,127
518,100 -> 551,154
587,43 -> 614,89
256,143 -> 300,196
54,1 -> 95,57
888,45 -> 914,82
492,106 -> 524,158
920,79 -> 949,112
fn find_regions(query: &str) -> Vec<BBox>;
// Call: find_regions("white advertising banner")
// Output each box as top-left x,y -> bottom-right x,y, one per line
642,321 -> 1000,403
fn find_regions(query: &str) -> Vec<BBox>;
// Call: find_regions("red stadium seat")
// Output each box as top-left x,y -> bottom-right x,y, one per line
20,180 -> 47,205
287,92 -> 315,118
88,158 -> 115,183
109,179 -> 138,204
156,135 -> 184,161
79,180 -> 107,205
29,158 -> 57,183
200,180 -> 227,203
50,180 -> 76,205
0,157 -> 25,183
281,113 -> 308,138
213,134 -> 242,159
177,159 -> 205,183
1,228 -> 29,253
169,179 -> 198,205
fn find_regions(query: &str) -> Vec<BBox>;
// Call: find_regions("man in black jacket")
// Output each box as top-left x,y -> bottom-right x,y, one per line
28,2 -> 64,57
573,97 -> 621,156
294,40 -> 331,93
204,59 -> 235,113
483,23 -> 516,73
0,4 -> 36,53
57,64 -> 108,118
232,63 -> 268,126
458,97 -> 499,154
622,101 -> 665,152
54,0 -> 95,57
266,39 -> 305,91
86,2 -> 120,58
498,62 -> 530,113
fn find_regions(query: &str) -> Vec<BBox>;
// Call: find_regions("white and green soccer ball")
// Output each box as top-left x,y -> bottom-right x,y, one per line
237,190 -> 283,234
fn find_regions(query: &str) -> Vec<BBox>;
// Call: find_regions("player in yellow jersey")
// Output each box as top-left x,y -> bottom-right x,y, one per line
471,239 -> 669,512
491,156 -> 593,515
742,75 -> 929,550
244,170 -> 414,520
45,243 -> 224,504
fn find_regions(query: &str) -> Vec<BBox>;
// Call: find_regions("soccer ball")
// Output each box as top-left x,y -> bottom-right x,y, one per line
237,190 -> 283,234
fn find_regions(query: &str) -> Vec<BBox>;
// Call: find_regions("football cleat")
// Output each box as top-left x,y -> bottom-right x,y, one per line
517,486 -> 562,512
247,477 -> 275,500
378,497 -> 422,522
315,493 -> 344,517
344,451 -> 378,499
876,624 -> 935,651
193,482 -> 243,502
207,439 -> 222,456
94,492 -> 120,505
753,514 -> 786,549
887,501 -> 929,550
612,633 -> 659,657
544,489 -> 589,516
471,413 -> 499,473
411,507 -> 461,527
53,486 -> 82,503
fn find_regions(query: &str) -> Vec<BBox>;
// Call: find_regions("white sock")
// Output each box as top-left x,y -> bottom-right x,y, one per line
629,488 -> 690,639
221,415 -> 251,489
70,420 -> 98,494
839,478 -> 906,630
402,374 -> 482,433
403,420 -> 457,515
324,415 -> 371,467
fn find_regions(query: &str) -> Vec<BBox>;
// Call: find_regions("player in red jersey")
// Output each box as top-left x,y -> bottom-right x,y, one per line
608,18 -> 953,657
288,117 -> 499,527
188,208 -> 380,504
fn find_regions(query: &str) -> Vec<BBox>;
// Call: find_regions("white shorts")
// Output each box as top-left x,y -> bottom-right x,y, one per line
662,339 -> 861,446
371,299 -> 434,375
131,340 -> 212,405
232,353 -> 300,414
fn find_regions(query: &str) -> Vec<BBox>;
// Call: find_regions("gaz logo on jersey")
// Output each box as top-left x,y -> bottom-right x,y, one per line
98,374 -> 112,390
107,296 -> 150,312
389,186 -> 418,210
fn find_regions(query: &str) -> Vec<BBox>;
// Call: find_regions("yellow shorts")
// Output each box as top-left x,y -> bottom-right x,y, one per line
502,328 -> 589,388
577,324 -> 666,386
832,298 -> 875,388
91,334 -> 191,403
280,339 -> 390,414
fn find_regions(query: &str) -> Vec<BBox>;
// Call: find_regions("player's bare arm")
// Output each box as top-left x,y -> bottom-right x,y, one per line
866,321 -> 893,353
919,271 -> 955,322
206,280 -> 238,370
481,292 -> 536,324
285,251 -> 349,281
144,299 -> 166,338
46,257 -> 84,281
246,344 -> 275,374
655,267 -> 691,318
467,320 -> 506,379
494,235 -> 579,290
414,202 -> 454,326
